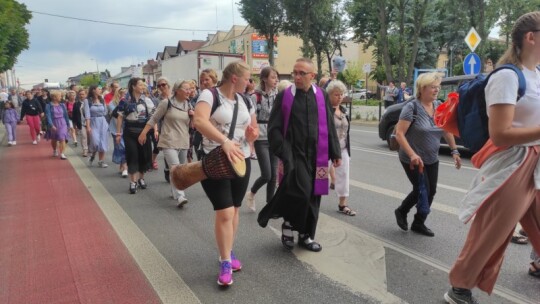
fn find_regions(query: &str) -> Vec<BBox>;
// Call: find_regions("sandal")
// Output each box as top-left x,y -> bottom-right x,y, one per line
528,262 -> 540,278
511,234 -> 529,245
298,235 -> 322,252
338,205 -> 357,216
281,222 -> 294,250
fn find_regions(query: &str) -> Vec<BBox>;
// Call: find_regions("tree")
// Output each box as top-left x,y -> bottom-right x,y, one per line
340,61 -> 362,90
238,0 -> 285,66
493,0 -> 540,47
79,74 -> 100,87
0,0 -> 31,73
283,0 -> 343,80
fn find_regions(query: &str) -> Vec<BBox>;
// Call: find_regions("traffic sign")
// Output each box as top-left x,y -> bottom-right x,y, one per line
464,27 -> 482,52
463,53 -> 481,75
362,63 -> 371,73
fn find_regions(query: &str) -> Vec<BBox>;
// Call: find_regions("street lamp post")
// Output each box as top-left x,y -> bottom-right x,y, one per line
449,45 -> 454,77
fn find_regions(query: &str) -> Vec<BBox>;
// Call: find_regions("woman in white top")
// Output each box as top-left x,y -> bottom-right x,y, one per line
445,11 -> 540,304
139,79 -> 192,207
193,61 -> 258,286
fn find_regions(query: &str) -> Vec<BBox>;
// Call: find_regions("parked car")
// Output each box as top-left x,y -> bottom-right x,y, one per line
378,75 -> 474,149
349,89 -> 375,100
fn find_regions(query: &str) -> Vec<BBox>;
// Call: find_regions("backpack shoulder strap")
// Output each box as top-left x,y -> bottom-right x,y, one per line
490,64 -> 526,100
209,87 -> 220,115
411,101 -> 418,125
238,93 -> 253,111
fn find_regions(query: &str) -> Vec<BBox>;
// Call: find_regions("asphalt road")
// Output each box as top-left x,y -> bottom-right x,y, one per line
80,124 -> 539,304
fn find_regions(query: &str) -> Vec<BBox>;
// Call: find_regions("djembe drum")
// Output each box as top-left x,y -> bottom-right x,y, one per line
171,146 -> 246,190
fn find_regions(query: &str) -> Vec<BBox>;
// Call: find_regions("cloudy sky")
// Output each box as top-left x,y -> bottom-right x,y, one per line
15,0 -> 246,88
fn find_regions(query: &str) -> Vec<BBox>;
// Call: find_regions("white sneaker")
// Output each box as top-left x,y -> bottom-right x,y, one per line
32,140 -> 37,145
37,134 -> 41,142
53,150 -> 58,157
12,141 -> 16,145
177,197 -> 188,208
98,161 -> 108,168
7,141 -> 12,146
60,154 -> 67,160
245,191 -> 256,212
121,170 -> 128,178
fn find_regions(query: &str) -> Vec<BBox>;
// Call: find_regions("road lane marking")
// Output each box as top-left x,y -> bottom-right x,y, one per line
350,129 -> 378,134
349,179 -> 460,215
268,217 -> 406,304
351,146 -> 478,171
67,148 -> 201,304
269,212 -> 534,304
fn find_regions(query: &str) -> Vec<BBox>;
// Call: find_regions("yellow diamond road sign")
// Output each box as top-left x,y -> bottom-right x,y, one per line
465,27 -> 482,52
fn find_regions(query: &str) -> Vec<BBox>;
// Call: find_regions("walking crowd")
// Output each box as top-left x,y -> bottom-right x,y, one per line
2,11 -> 540,304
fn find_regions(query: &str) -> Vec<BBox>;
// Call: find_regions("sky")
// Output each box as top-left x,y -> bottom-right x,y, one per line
14,0 -> 247,88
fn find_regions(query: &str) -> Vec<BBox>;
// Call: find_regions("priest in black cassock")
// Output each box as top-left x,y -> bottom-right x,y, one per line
258,58 -> 342,252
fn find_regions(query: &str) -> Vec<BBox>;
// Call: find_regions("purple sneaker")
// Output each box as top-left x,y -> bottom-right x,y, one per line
217,261 -> 233,286
230,251 -> 242,272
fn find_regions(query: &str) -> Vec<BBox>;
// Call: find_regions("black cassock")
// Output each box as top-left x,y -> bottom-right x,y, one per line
257,86 -> 341,238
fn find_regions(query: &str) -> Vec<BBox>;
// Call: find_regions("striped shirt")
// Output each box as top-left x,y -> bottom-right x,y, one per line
398,99 -> 443,165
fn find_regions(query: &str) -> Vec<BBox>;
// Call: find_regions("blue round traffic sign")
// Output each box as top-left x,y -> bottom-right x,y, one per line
463,53 -> 481,75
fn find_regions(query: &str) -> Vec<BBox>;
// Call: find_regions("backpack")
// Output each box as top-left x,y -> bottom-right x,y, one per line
456,64 -> 526,153
191,87 -> 252,156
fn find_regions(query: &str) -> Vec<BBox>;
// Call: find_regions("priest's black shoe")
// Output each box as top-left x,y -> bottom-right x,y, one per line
410,223 -> 435,237
394,208 -> 408,231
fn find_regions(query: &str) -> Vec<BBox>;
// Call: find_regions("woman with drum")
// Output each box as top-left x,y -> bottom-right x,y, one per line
192,61 -> 258,286
115,77 -> 155,194
245,66 -> 279,212
138,79 -> 192,207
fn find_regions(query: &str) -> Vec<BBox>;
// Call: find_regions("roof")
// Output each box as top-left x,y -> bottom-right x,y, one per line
156,52 -> 163,60
176,40 -> 205,54
163,46 -> 178,59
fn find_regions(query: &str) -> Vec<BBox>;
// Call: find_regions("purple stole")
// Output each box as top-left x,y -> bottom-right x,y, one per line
279,84 -> 329,196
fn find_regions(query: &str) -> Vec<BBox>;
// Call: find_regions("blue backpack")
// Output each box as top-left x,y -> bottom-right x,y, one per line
457,64 -> 526,153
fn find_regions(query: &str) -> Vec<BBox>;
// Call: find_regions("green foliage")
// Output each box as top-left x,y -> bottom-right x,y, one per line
238,0 -> 285,66
340,61 -> 362,89
0,0 -> 31,73
282,0 -> 345,80
79,74 -> 100,87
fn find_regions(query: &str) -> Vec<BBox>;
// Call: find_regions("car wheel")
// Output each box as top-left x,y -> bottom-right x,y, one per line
386,124 -> 395,149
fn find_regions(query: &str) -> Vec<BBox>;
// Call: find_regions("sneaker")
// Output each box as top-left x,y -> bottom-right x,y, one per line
444,288 -> 479,304
60,154 -> 67,160
217,261 -> 233,286
89,154 -> 95,166
7,141 -> 12,146
37,134 -> 41,142
121,170 -> 128,178
245,191 -> 256,212
12,141 -> 16,145
138,178 -> 147,189
53,150 -> 58,157
129,182 -> 138,194
32,140 -> 37,145
230,251 -> 242,272
177,197 -> 188,208
98,161 -> 109,168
